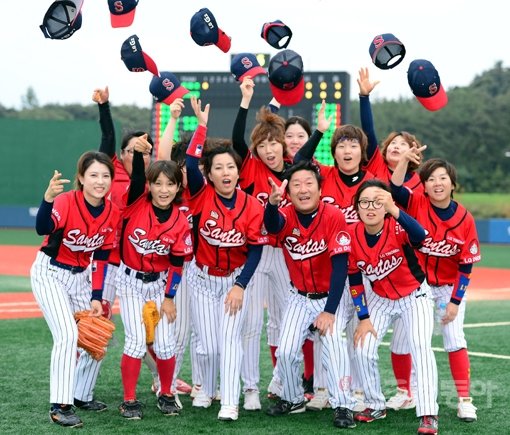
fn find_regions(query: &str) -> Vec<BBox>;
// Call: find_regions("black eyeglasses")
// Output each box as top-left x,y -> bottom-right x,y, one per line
358,199 -> 383,209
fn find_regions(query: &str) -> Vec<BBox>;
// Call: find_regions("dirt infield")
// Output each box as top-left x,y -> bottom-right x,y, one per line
1,244 -> 509,320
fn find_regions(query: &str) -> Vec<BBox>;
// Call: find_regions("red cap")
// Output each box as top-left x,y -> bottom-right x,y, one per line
269,78 -> 305,106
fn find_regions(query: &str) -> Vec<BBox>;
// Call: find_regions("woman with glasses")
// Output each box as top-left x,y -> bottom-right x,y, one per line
390,152 -> 480,423
348,178 -> 439,434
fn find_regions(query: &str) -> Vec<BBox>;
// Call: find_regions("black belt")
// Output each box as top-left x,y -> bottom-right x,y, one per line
49,258 -> 86,274
125,267 -> 160,283
297,290 -> 328,300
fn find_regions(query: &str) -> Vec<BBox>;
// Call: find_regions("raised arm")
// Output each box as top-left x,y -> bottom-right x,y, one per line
92,86 -> 116,158
294,100 -> 331,163
357,68 -> 380,160
127,134 -> 152,205
36,170 -> 70,235
157,98 -> 184,161
185,97 -> 210,196
231,77 -> 255,162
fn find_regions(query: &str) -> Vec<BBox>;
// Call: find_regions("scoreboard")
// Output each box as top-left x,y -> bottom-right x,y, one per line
151,71 -> 350,165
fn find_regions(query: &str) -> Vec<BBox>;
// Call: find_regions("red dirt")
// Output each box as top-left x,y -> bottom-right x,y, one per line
0,245 -> 508,319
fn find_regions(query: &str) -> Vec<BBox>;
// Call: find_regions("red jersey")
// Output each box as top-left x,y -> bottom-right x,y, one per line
364,149 -> 424,194
348,217 -> 425,299
239,153 -> 291,246
188,184 -> 268,271
318,164 -> 376,225
277,202 -> 351,293
40,190 -> 120,268
121,195 -> 192,272
107,155 -> 131,265
406,193 -> 481,286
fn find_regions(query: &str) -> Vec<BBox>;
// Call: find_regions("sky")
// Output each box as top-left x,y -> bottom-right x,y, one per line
2,0 -> 508,109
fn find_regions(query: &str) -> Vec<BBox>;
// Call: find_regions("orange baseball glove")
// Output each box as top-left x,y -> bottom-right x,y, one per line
74,310 -> 116,361
142,301 -> 160,345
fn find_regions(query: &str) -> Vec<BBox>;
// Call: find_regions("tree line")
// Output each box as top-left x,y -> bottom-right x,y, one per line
1,62 -> 509,193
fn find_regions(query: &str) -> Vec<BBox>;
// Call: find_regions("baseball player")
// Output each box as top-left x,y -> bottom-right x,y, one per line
116,139 -> 192,419
389,153 -> 481,422
233,78 -> 316,407
185,97 -> 267,421
92,87 -> 163,392
348,179 -> 439,435
156,99 -> 198,401
294,94 -> 379,411
263,161 -> 356,429
358,68 -> 425,194
30,152 -> 120,428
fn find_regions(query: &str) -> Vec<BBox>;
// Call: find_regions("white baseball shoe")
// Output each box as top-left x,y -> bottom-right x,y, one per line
306,388 -> 331,411
352,390 -> 366,413
385,387 -> 415,410
190,384 -> 201,398
218,405 -> 239,421
192,389 -> 212,408
457,397 -> 477,422
243,389 -> 261,411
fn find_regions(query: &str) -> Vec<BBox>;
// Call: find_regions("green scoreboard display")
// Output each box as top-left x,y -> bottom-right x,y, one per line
151,71 -> 350,165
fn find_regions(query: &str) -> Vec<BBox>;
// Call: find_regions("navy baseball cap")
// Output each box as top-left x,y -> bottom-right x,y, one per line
108,0 -> 138,28
190,8 -> 231,53
369,33 -> 406,70
261,20 -> 293,49
230,53 -> 267,82
121,35 -> 159,76
40,0 -> 82,40
407,59 -> 448,111
268,49 -> 304,106
150,72 -> 190,105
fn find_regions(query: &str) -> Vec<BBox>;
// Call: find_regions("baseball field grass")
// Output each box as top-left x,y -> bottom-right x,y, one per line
0,302 -> 509,434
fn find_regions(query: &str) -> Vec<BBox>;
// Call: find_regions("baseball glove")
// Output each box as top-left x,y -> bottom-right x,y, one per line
142,301 -> 160,345
74,310 -> 116,361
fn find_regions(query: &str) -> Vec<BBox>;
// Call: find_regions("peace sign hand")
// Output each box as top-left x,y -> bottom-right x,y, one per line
44,170 -> 70,202
267,177 -> 288,206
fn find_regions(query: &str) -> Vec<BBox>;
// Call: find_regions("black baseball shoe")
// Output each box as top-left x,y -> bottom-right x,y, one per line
74,398 -> 108,411
334,407 -> 356,428
157,394 -> 181,416
266,399 -> 306,416
119,400 -> 144,420
49,406 -> 83,428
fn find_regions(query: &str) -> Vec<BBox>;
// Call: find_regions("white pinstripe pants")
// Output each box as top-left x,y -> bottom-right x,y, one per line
116,263 -> 176,360
355,283 -> 439,416
31,251 -> 103,404
188,260 -> 248,407
276,286 -> 355,409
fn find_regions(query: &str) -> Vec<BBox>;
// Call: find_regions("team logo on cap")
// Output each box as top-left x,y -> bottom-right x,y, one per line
428,83 -> 439,96
372,35 -> 384,49
113,0 -> 125,12
241,57 -> 253,70
162,78 -> 175,92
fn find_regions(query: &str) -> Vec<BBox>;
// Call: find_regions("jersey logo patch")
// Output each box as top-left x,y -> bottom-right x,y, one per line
210,211 -> 219,219
469,242 -> 478,255
336,231 -> 351,246
292,228 -> 300,237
